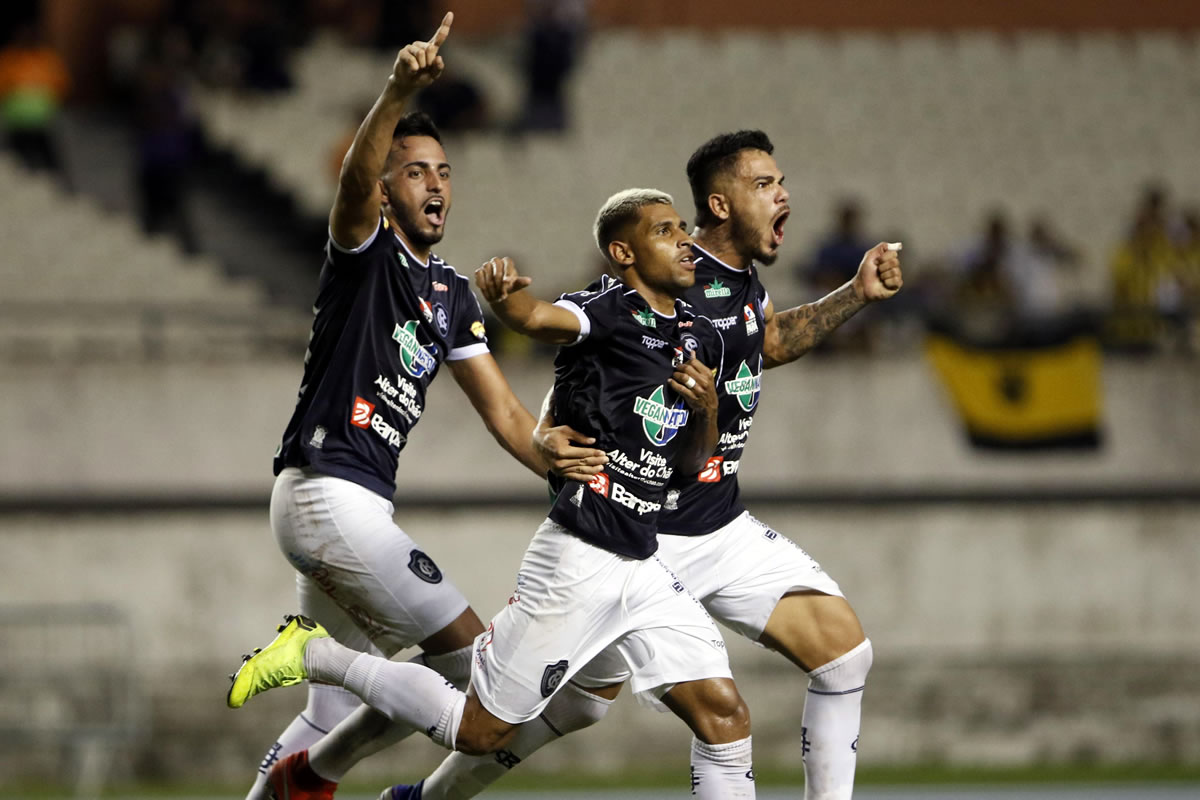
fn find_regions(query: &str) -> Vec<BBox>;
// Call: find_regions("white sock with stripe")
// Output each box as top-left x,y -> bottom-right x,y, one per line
801,638 -> 873,800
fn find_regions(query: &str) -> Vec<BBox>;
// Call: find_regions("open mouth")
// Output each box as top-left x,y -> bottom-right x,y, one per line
679,252 -> 695,269
771,209 -> 790,246
424,197 -> 446,227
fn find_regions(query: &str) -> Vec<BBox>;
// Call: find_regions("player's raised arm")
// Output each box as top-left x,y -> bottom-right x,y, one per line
474,257 -> 582,345
762,241 -> 903,368
330,12 -> 454,249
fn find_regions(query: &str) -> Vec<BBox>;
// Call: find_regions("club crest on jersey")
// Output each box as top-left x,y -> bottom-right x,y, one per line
704,280 -> 731,299
633,308 -> 656,328
743,303 -> 759,335
724,356 -> 763,412
433,302 -> 450,336
634,386 -> 689,446
393,321 -> 437,378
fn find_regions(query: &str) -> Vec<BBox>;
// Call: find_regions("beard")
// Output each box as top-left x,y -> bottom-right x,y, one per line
731,211 -> 778,266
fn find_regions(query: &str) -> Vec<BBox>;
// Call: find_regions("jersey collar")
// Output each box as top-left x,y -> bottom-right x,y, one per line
393,230 -> 432,269
691,243 -> 754,276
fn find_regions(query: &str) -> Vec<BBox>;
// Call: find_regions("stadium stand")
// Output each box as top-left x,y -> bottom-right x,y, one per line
191,31 -> 1199,311
0,153 -> 311,362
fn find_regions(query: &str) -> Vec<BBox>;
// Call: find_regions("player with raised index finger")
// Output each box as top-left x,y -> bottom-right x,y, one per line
227,189 -> 762,800
238,12 -> 606,800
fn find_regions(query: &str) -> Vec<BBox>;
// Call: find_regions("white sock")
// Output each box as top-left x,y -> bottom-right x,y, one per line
242,683 -> 359,800
801,638 -> 873,800
305,639 -> 465,750
309,645 -> 475,781
421,682 -> 613,800
690,736 -> 755,799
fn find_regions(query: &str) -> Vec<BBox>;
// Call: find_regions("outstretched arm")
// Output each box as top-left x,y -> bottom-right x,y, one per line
474,257 -> 582,345
762,241 -> 903,368
447,353 -> 547,478
330,13 -> 454,248
669,357 -> 719,475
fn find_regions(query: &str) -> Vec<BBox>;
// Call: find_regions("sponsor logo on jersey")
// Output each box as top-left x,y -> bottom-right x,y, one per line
698,456 -> 723,483
419,297 -> 434,323
664,488 -> 681,510
369,413 -> 405,448
351,397 -> 375,428
704,279 -> 731,298
373,374 -> 423,420
540,660 -> 569,698
470,320 -> 487,340
393,321 -> 437,378
432,281 -> 449,292
641,335 -> 668,350
587,471 -> 610,497
724,357 -> 763,411
634,386 -> 689,445
407,549 -> 444,584
743,303 -> 759,335
433,302 -> 450,336
633,308 -> 656,328
672,346 -> 685,368
609,479 -> 662,515
309,425 -> 327,449
605,447 -> 673,482
713,315 -> 737,330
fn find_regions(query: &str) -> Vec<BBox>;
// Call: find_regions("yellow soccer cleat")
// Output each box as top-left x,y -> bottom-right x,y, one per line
227,614 -> 329,709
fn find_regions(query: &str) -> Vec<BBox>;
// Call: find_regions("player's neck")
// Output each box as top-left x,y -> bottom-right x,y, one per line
625,277 -> 678,316
692,227 -> 751,271
390,216 -> 432,265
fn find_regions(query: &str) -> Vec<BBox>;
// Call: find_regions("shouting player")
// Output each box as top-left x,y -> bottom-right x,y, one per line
382,131 -> 903,800
228,188 -> 763,800
240,13 -> 604,800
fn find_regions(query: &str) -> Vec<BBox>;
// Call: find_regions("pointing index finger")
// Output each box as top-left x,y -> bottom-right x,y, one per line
428,12 -> 453,48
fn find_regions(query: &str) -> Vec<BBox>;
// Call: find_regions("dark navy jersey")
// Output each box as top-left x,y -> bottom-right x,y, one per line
274,216 -> 489,498
658,244 -> 770,536
546,275 -> 725,560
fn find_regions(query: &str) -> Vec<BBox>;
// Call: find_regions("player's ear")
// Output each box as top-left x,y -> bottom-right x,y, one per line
707,192 -> 731,223
607,239 -> 635,267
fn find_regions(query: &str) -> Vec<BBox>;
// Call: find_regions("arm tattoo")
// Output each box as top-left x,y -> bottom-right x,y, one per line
766,282 -> 864,366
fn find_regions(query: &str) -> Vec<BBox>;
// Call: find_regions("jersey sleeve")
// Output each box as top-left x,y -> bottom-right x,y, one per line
553,280 -> 623,345
325,213 -> 389,270
446,283 -> 490,361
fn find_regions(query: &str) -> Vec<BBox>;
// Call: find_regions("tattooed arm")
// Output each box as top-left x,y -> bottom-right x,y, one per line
762,241 -> 903,368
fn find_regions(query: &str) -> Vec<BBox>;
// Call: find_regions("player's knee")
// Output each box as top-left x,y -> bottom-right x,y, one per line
693,681 -> 751,744
542,682 -> 614,736
453,724 -> 506,756
809,638 -> 873,693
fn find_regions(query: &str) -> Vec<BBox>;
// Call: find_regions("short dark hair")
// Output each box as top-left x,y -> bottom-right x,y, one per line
385,111 -> 443,172
686,130 -> 774,226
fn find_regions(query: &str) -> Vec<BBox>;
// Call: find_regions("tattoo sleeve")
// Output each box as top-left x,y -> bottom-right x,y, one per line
763,282 -> 865,368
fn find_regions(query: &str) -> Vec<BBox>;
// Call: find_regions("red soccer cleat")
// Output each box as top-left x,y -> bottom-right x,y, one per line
267,750 -> 338,800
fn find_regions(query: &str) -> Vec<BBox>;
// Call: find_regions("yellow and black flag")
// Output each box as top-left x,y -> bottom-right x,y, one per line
925,326 -> 1104,450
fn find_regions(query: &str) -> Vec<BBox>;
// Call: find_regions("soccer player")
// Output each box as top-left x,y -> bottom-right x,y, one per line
240,13 -> 605,800
229,188 -> 761,800
382,131 -> 903,800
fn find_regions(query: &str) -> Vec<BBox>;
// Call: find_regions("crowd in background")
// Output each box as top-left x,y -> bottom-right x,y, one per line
2,0 -> 1198,356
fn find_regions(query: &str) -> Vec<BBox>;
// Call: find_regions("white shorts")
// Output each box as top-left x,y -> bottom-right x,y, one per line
271,467 -> 469,657
656,510 -> 844,641
470,519 -> 732,724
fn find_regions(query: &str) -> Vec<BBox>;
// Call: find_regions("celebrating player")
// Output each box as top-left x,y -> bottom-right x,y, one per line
238,13 -> 606,800
228,188 -> 763,800
381,131 -> 903,800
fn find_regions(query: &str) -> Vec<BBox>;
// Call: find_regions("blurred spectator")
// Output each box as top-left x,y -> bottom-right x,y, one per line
133,28 -> 199,252
1108,190 -> 1179,349
949,210 -> 1019,337
517,0 -> 588,132
1004,215 -> 1081,325
796,199 -> 872,295
0,22 -> 69,178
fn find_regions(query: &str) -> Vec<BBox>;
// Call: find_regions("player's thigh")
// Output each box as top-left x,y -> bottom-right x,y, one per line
693,512 -> 848,644
271,468 -> 469,656
607,554 -> 732,712
759,591 -> 865,672
471,520 -> 643,725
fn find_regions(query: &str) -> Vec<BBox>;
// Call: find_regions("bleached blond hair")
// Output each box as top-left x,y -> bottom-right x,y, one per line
593,188 -> 674,259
